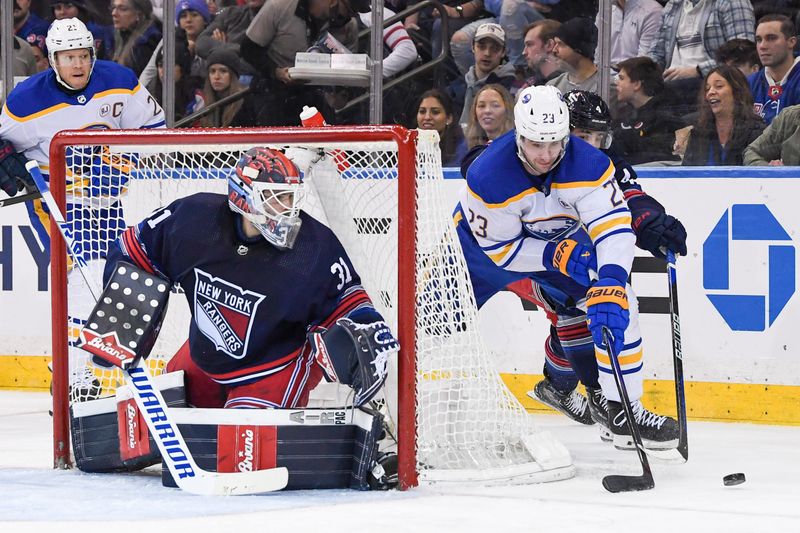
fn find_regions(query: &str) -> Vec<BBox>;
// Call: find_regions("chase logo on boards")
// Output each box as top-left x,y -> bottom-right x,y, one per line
703,204 -> 795,331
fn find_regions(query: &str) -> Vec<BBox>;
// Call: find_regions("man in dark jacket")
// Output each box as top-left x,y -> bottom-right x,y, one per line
613,56 -> 684,164
195,0 -> 265,60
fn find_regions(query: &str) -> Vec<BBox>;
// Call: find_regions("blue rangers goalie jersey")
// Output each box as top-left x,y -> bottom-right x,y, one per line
104,193 -> 376,384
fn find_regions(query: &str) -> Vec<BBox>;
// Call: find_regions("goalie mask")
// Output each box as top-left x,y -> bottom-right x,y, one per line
564,90 -> 613,150
229,147 -> 306,250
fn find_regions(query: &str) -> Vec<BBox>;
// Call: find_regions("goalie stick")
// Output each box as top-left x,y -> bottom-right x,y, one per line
27,160 -> 289,495
24,161 -> 100,301
601,327 -> 655,493
667,250 -> 688,462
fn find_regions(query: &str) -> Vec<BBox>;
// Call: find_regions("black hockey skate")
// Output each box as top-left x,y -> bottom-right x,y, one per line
586,387 -> 612,442
529,378 -> 594,425
608,400 -> 679,450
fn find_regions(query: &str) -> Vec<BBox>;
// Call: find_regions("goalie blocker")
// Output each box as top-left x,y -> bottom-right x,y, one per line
78,262 -> 171,369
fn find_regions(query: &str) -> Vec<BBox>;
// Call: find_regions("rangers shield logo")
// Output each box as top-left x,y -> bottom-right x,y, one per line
193,269 -> 266,359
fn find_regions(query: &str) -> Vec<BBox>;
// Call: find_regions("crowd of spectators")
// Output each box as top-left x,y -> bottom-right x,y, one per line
8,0 -> 800,168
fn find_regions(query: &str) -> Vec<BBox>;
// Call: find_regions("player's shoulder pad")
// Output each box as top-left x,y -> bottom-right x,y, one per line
2,70 -> 64,120
550,136 -> 614,191
466,131 -> 536,206
88,60 -> 140,94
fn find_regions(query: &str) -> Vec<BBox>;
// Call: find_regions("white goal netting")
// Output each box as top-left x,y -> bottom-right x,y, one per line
52,127 -> 573,486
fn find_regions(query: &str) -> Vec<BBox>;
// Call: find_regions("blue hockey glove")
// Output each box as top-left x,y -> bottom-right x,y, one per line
0,140 -> 33,196
585,278 -> 629,356
544,238 -> 597,287
629,195 -> 687,259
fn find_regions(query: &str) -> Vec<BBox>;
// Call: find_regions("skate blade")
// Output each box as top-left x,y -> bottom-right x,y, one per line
613,435 -> 684,462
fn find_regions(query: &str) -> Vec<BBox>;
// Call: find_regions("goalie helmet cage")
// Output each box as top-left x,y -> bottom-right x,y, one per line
48,126 -> 573,490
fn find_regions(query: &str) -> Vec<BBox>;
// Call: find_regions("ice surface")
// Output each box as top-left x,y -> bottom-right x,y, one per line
1,391 -> 798,532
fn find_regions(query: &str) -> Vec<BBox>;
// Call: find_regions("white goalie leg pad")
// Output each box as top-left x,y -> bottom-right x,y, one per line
70,370 -> 187,473
164,406 -> 386,490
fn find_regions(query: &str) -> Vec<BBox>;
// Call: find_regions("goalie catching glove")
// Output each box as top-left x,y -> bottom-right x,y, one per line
78,262 -> 170,369
309,317 -> 398,406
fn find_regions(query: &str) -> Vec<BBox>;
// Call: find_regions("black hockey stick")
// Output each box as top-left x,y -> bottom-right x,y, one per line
601,327 -> 655,493
666,250 -> 688,461
27,160 -> 288,495
0,190 -> 42,207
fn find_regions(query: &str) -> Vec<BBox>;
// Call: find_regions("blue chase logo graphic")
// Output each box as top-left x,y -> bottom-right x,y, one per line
703,204 -> 795,331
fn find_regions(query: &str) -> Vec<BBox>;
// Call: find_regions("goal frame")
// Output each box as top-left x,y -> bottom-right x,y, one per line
48,126 -> 420,489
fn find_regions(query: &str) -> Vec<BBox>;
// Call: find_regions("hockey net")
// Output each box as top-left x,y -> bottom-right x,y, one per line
49,126 -> 573,488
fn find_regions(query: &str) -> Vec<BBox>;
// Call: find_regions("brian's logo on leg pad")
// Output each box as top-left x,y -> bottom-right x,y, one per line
193,269 -> 267,359
116,398 -> 151,461
217,425 -> 278,473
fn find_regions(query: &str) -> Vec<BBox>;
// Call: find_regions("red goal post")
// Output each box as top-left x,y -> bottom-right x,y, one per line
48,125 -> 573,490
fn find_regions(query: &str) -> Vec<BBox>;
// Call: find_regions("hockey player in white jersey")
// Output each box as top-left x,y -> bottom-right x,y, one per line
0,17 -> 165,256
455,85 -> 679,449
0,18 -> 165,394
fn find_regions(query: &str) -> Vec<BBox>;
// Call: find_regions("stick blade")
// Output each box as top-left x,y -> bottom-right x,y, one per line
602,474 -> 655,493
188,466 -> 290,496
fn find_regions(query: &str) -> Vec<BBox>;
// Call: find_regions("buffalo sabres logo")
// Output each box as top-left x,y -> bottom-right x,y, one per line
77,95 -> 86,104
193,269 -> 266,359
523,215 -> 581,242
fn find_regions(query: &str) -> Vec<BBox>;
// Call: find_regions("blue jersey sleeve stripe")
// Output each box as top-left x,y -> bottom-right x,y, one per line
587,207 -> 630,227
622,338 -> 643,351
598,363 -> 643,375
593,227 -> 634,246
141,120 -> 166,129
481,232 -> 524,251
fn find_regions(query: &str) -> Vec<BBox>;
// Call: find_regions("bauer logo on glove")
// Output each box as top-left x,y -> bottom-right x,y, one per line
78,262 -> 170,369
585,286 -> 629,308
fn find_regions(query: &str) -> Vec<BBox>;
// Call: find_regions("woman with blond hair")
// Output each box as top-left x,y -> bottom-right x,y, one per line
465,84 -> 515,149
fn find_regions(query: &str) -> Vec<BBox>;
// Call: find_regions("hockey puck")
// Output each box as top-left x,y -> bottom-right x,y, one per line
723,473 -> 746,486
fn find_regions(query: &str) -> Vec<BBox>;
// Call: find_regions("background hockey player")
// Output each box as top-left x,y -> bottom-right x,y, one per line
101,147 -> 397,410
454,85 -> 679,450
0,17 -> 165,259
0,18 -> 166,372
